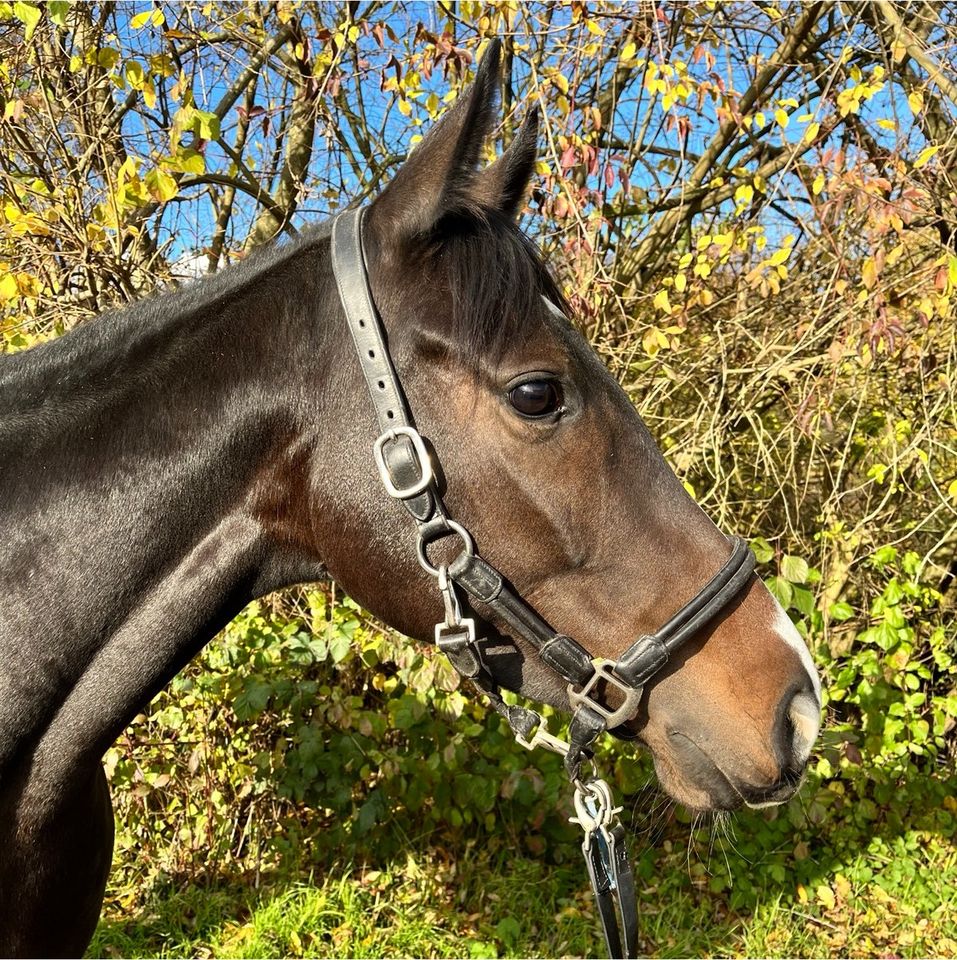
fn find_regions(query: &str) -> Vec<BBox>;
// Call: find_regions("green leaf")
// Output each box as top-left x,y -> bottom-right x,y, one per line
751,536 -> 774,564
781,554 -> 810,584
328,632 -> 351,664
145,167 -> 177,203
47,0 -> 68,27
829,601 -> 855,621
767,575 -> 793,609
13,1 -> 40,39
791,585 -> 815,618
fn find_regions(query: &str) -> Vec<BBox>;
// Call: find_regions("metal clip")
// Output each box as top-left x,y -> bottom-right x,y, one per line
567,659 -> 643,728
570,777 -> 623,836
372,426 -> 433,500
515,718 -> 570,757
434,565 -> 477,653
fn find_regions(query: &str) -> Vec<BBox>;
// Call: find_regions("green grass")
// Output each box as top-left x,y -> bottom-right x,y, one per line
90,825 -> 957,959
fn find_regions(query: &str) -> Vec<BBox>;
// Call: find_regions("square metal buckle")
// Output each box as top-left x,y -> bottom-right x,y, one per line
373,426 -> 433,500
434,617 -> 476,649
567,659 -> 643,728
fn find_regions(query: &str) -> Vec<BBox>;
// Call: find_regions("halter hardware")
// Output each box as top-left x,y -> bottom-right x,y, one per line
568,659 -> 645,729
373,426 -> 433,499
331,204 -> 756,960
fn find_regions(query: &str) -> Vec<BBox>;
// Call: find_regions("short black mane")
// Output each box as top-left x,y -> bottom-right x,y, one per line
429,208 -> 569,366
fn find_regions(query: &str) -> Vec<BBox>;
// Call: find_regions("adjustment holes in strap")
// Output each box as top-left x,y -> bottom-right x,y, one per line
368,349 -> 376,359
386,411 -> 394,420
377,380 -> 386,390
358,319 -> 366,328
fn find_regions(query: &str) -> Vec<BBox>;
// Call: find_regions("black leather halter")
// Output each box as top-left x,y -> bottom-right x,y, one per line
331,205 -> 755,958
331,204 -> 754,758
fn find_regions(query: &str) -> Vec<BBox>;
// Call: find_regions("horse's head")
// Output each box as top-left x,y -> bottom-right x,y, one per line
319,43 -> 821,813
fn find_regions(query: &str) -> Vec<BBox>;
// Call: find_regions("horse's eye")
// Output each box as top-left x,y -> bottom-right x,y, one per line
508,380 -> 562,418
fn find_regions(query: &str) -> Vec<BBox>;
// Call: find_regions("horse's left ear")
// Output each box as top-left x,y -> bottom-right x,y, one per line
367,40 -> 502,243
470,106 -> 539,220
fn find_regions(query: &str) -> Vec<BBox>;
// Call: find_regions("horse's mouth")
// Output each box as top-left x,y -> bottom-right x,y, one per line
652,732 -> 804,813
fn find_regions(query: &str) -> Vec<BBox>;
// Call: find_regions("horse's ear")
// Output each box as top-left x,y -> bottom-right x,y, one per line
469,106 -> 539,220
368,40 -> 502,242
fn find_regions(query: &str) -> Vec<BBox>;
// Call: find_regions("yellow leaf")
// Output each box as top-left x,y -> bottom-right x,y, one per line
145,168 -> 178,203
774,108 -> 789,128
914,144 -> 939,169
674,272 -> 687,293
861,256 -> 879,290
877,118 -> 897,131
908,90 -> 923,114
812,171 -> 825,195
734,183 -> 753,206
552,73 -> 569,96
397,98 -> 412,117
947,478 -> 957,502
804,121 -> 820,144
768,247 -> 790,266
0,273 -> 18,301
621,42 -> 637,61
816,882 -> 836,910
653,289 -> 672,313
585,19 -> 604,36
130,9 -> 153,29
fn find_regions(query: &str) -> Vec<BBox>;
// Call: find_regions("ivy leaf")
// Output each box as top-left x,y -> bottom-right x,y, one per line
829,601 -> 855,622
781,554 -> 809,584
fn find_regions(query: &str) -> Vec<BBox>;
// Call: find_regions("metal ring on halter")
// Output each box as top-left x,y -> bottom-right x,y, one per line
416,519 -> 475,578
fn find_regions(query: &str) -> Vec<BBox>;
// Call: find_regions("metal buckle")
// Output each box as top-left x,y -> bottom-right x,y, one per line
373,426 -> 433,500
567,659 -> 643,728
434,618 -> 477,648
515,716 -> 570,757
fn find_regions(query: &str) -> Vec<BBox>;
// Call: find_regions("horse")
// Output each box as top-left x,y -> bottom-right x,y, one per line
0,41 -> 820,957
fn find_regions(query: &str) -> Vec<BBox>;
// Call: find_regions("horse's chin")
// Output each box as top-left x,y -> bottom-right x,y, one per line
642,732 -> 805,813
647,738 -> 744,813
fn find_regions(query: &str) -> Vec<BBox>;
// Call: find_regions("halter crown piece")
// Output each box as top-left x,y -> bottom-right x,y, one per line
331,206 -> 756,959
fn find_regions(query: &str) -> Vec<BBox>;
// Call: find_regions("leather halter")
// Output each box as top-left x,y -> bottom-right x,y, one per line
331,205 -> 755,958
331,204 -> 755,761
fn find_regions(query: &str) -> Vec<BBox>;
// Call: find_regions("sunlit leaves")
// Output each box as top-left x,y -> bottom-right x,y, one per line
12,0 -> 39,39
913,144 -> 939,169
145,168 -> 178,203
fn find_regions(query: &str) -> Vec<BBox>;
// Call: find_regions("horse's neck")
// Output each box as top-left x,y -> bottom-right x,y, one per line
0,239 -> 333,777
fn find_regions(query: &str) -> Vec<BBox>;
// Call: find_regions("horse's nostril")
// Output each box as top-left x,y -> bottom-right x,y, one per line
780,689 -> 821,769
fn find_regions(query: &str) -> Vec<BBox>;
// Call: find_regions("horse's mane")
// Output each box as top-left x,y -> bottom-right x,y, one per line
0,208 -> 566,410
0,223 -> 331,406
427,207 -> 569,367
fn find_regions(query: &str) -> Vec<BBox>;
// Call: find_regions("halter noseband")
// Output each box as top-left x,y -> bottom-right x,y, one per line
331,206 -> 755,958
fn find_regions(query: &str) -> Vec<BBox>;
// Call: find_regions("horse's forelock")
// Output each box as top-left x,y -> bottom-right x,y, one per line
418,208 -> 569,368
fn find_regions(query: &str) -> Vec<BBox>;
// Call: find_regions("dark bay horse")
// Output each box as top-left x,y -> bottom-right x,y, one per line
0,43 -> 820,957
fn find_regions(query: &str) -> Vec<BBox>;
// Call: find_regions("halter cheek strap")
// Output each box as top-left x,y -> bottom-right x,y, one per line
331,205 -> 755,959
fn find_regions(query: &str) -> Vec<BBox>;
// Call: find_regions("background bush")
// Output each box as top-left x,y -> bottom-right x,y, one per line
1,1 -> 955,955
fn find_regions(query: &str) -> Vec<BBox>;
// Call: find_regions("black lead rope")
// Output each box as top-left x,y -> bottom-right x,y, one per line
331,205 -> 755,959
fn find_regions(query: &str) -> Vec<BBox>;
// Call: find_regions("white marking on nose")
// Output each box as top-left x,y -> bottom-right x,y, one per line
773,605 -> 822,703
789,691 -> 821,766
